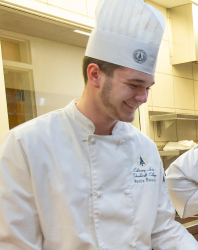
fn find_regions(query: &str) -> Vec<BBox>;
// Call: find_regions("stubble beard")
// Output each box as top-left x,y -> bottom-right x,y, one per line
100,77 -> 130,122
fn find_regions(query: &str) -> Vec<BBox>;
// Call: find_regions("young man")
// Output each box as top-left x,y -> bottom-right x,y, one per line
0,0 -> 198,249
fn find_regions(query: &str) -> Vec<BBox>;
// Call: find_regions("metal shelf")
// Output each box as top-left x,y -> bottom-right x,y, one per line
150,113 -> 198,137
150,113 -> 198,122
159,150 -> 188,165
159,150 -> 187,157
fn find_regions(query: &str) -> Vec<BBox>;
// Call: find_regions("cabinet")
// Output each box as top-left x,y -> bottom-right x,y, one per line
1,36 -> 37,129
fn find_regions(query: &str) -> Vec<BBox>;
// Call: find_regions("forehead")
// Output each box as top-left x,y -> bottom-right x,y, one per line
113,67 -> 155,85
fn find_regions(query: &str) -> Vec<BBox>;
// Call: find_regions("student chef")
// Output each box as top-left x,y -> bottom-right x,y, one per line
0,0 -> 198,249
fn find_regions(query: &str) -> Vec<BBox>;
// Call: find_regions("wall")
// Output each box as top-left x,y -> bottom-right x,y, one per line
0,29 -> 85,141
145,0 -> 198,150
31,36 -> 85,116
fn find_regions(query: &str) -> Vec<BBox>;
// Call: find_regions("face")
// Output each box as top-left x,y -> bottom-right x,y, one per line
98,67 -> 155,123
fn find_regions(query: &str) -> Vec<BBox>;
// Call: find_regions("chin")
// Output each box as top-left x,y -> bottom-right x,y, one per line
120,115 -> 135,123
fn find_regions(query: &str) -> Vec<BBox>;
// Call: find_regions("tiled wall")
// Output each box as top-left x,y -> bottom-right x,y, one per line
145,0 -> 198,148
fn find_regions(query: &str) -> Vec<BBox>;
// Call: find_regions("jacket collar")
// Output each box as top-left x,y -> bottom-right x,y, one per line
65,99 -> 122,136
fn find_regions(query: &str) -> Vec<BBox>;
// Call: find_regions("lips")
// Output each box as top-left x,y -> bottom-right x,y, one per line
124,101 -> 135,109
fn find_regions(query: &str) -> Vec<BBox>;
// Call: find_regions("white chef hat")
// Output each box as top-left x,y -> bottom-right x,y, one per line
85,0 -> 165,75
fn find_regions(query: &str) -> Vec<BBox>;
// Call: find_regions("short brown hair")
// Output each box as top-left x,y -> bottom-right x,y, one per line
82,56 -> 122,84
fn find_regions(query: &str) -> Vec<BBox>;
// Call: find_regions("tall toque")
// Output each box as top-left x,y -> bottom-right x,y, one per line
85,0 -> 166,75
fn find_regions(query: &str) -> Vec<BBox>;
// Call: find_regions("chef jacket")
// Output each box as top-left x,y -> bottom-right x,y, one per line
166,145 -> 198,219
0,100 -> 197,250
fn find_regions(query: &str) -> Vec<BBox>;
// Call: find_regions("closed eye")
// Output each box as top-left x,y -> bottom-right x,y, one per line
129,84 -> 138,88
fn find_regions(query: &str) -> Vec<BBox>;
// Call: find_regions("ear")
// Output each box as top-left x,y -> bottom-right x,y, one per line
87,63 -> 101,88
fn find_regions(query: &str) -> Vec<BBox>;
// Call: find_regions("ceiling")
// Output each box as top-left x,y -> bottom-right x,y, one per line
0,1 -> 196,48
0,7 -> 90,48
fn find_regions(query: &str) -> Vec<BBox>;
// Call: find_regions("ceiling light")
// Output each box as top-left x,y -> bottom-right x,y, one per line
74,30 -> 91,36
39,98 -> 45,106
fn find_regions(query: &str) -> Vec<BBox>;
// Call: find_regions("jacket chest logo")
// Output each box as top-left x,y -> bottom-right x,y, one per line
133,156 -> 157,184
136,156 -> 148,167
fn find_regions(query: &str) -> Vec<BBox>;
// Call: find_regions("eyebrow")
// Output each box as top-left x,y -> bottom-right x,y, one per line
126,78 -> 155,85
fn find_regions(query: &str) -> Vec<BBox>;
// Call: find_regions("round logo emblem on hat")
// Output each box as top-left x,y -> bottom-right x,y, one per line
133,49 -> 147,64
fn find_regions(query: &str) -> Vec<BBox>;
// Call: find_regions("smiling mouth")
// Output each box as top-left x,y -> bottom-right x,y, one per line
124,101 -> 135,109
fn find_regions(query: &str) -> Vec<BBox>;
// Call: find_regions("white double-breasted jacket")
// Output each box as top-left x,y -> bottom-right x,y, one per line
166,145 -> 198,219
0,100 -> 197,250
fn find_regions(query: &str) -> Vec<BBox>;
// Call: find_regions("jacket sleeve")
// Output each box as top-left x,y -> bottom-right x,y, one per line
0,131 -> 43,250
151,161 -> 198,250
166,146 -> 198,218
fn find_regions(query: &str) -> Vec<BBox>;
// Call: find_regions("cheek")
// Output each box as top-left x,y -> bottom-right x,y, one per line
124,88 -> 136,99
110,86 -> 135,103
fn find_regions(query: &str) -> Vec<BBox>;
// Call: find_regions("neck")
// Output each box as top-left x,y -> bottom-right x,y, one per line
76,94 -> 117,136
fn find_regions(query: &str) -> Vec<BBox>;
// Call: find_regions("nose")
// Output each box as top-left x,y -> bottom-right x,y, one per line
135,89 -> 148,104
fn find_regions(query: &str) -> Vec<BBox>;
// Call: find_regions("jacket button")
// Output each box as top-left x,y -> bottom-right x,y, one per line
130,242 -> 136,248
96,191 -> 102,198
90,138 -> 96,144
124,190 -> 130,195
